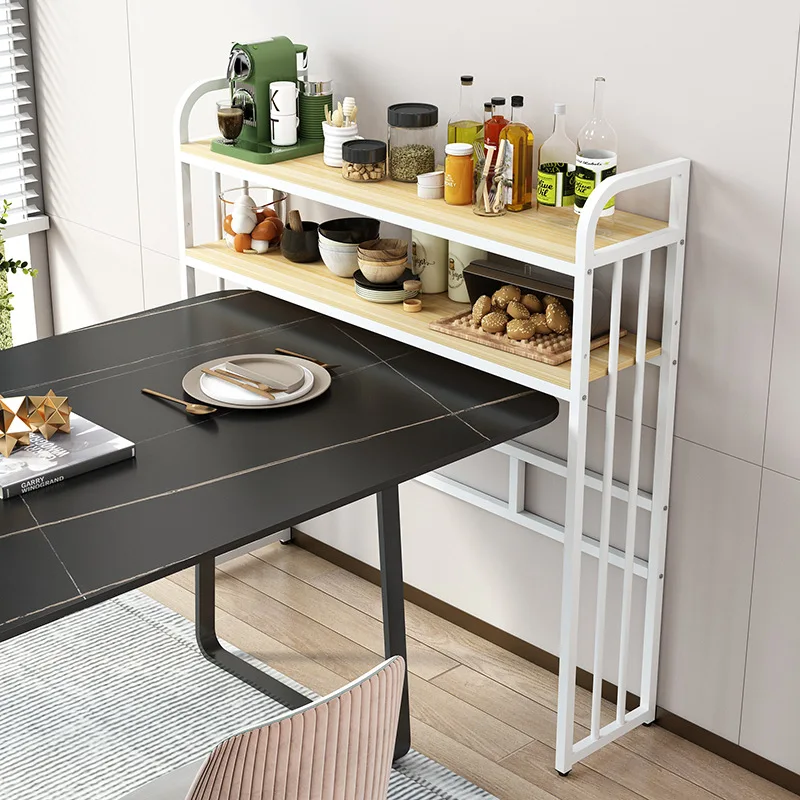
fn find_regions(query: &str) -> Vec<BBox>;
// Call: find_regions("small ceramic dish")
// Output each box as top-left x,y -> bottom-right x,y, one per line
416,170 -> 444,188
417,184 -> 444,200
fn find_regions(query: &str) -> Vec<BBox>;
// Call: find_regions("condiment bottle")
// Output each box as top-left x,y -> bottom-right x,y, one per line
444,143 -> 474,205
499,95 -> 534,211
447,76 -> 482,151
575,77 -> 618,217
537,103 -> 577,210
484,97 -> 509,151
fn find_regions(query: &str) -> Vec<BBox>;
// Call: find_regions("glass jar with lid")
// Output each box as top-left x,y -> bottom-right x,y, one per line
444,142 -> 474,205
387,103 -> 438,182
341,139 -> 387,182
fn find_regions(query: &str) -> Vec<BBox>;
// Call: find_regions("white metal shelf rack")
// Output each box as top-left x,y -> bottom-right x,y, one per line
176,78 -> 690,774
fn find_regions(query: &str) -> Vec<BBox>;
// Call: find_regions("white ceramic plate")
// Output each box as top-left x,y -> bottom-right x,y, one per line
182,355 -> 332,410
200,363 -> 314,406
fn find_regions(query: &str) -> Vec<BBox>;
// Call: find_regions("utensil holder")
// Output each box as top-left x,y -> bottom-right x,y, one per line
322,122 -> 360,167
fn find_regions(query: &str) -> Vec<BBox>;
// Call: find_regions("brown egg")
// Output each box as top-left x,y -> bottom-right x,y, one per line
269,217 -> 284,242
233,233 -> 252,253
251,219 -> 278,242
257,207 -> 279,223
223,214 -> 235,237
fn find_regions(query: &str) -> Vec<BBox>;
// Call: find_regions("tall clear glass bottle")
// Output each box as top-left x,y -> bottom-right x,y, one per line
499,95 -> 533,211
537,103 -> 576,210
575,77 -> 618,217
447,76 -> 482,152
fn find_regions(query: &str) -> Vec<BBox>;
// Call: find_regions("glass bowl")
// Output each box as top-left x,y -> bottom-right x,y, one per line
220,188 -> 287,253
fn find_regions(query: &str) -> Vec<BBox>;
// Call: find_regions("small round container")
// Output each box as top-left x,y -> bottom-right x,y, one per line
387,103 -> 438,182
281,221 -> 320,263
444,142 -> 474,206
342,139 -> 386,182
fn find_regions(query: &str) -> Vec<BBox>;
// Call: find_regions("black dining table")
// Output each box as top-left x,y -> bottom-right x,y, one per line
0,290 -> 558,759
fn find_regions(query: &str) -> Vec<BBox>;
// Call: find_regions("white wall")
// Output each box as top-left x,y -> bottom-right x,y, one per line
29,0 -> 800,772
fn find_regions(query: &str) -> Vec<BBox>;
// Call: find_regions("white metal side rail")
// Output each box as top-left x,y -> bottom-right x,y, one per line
175,78 -> 690,775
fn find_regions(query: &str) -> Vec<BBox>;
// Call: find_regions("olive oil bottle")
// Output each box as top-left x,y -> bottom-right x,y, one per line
447,75 -> 482,150
537,103 -> 576,210
499,95 -> 534,211
575,77 -> 618,217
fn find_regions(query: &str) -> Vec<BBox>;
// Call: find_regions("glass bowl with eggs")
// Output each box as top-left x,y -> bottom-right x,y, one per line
220,188 -> 287,254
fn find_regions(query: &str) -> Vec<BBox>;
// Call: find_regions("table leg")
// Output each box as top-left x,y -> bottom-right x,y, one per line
194,556 -> 308,710
377,485 -> 411,761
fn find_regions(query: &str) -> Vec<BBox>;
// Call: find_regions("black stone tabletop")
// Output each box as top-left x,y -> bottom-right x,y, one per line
0,291 -> 558,641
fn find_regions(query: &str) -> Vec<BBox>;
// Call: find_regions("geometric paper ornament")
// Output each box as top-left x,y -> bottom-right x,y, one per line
26,390 -> 71,440
0,395 -> 32,457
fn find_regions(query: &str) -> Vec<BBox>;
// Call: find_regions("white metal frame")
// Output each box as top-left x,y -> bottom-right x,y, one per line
175,78 -> 690,774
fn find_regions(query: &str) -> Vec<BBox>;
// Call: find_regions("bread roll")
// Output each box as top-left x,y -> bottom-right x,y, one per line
542,294 -> 561,306
480,311 -> 509,333
522,293 -> 543,313
506,300 -> 530,319
530,313 -> 551,334
472,295 -> 493,325
507,318 -> 536,340
492,285 -> 521,309
546,302 -> 571,333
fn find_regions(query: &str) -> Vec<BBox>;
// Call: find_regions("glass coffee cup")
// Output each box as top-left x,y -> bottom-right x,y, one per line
217,100 -> 244,144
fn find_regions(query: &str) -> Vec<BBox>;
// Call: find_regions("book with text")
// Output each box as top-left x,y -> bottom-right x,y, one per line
0,414 -> 135,500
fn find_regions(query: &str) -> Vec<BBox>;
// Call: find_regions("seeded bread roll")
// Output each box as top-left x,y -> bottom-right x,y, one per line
480,311 -> 509,333
542,294 -> 561,307
546,302 -> 571,333
492,285 -> 521,309
506,318 -> 536,340
530,313 -> 551,334
522,293 -> 543,313
506,300 -> 530,320
471,295 -> 493,325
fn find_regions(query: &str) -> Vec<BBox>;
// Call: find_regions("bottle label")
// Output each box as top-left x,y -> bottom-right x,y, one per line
537,162 -> 575,207
503,141 -> 514,205
574,153 -> 617,214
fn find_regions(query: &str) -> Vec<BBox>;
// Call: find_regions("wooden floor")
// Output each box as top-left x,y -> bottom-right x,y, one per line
143,542 -> 794,800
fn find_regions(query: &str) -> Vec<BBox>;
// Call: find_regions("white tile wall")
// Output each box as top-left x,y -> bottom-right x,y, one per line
740,470 -> 800,773
29,0 -> 800,768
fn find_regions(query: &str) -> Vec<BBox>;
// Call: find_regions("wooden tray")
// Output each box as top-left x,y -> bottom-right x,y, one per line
430,311 -> 627,366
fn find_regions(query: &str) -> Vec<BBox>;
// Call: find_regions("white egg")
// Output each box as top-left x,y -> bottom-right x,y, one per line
250,239 -> 270,254
233,194 -> 257,211
224,232 -> 235,247
231,210 -> 257,234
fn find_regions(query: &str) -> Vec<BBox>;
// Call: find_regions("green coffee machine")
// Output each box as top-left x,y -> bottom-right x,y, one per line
211,36 -> 324,164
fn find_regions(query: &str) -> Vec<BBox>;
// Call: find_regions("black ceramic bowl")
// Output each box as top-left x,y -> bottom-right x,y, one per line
318,216 -> 380,245
281,221 -> 321,263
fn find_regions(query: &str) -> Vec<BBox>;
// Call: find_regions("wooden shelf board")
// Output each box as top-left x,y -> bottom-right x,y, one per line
181,141 -> 669,271
185,241 -> 662,394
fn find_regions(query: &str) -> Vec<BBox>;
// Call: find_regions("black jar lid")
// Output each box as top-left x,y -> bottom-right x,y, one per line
387,102 -> 438,128
511,95 -> 524,107
491,96 -> 506,105
342,138 -> 387,164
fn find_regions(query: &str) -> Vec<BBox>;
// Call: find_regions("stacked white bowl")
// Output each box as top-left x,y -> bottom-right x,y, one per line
318,232 -> 360,277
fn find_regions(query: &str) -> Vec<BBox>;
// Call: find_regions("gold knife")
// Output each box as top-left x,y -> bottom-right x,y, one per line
201,368 -> 275,400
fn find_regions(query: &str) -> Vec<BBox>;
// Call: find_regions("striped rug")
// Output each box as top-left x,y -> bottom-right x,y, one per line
0,591 -> 494,800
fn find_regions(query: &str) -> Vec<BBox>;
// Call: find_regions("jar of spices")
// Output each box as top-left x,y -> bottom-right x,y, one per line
387,103 -> 438,182
342,139 -> 386,182
444,143 -> 474,205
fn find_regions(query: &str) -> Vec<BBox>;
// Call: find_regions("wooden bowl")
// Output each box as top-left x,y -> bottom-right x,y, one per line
358,238 -> 409,262
358,258 -> 409,284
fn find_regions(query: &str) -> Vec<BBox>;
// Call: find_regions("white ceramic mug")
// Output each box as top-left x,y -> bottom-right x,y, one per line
269,81 -> 299,118
271,114 -> 299,147
322,121 -> 360,167
411,231 -> 448,294
448,242 -> 487,303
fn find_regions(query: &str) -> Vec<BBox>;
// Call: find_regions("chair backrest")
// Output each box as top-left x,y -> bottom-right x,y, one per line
185,657 -> 405,800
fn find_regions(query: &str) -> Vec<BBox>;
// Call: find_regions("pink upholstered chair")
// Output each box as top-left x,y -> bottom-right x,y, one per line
184,657 -> 406,800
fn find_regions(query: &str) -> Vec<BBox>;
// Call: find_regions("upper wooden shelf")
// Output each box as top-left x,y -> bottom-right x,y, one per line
180,141 -> 670,275
185,241 -> 661,397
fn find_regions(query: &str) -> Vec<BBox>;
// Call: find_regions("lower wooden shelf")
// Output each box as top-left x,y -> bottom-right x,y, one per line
185,241 -> 661,395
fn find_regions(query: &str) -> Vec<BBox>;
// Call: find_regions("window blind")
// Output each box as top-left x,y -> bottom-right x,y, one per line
0,0 -> 42,224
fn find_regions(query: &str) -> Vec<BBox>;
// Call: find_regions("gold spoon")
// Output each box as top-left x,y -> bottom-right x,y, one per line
141,388 -> 217,415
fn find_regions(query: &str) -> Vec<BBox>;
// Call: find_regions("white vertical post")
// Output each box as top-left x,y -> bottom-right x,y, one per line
640,165 -> 691,719
616,250 -> 651,720
214,172 -> 225,292
555,264 -> 594,775
177,161 -> 195,299
590,260 -> 623,739
508,457 -> 526,513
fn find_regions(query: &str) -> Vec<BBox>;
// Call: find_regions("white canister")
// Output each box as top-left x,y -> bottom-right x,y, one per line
269,81 -> 299,118
448,242 -> 487,303
411,231 -> 448,294
271,114 -> 299,147
322,121 -> 360,167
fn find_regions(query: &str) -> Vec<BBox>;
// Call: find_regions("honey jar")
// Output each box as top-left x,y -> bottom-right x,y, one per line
444,142 -> 474,205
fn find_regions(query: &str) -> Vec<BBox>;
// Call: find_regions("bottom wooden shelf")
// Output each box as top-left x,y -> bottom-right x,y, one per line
185,241 -> 661,394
